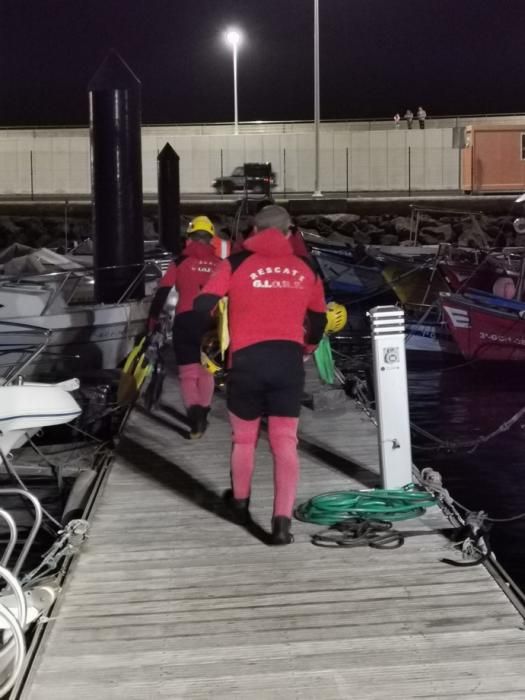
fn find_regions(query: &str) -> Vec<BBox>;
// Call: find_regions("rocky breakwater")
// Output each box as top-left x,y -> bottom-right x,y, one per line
0,215 -> 158,252
290,212 -> 520,249
0,210 -> 522,253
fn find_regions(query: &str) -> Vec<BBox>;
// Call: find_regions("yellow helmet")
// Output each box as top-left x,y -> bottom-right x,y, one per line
325,302 -> 348,334
188,215 -> 215,237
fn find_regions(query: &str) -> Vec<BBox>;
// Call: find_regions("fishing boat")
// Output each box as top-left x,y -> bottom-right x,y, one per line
309,244 -> 386,297
390,243 -> 524,359
405,316 -> 460,356
441,289 -> 525,362
439,206 -> 525,364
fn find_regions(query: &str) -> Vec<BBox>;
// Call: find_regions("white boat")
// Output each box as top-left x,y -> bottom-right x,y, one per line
0,382 -> 86,695
0,294 -> 150,379
0,381 -> 82,454
405,319 -> 460,356
0,255 -> 159,379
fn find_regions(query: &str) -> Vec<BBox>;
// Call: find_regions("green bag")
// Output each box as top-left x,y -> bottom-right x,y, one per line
314,335 -> 335,384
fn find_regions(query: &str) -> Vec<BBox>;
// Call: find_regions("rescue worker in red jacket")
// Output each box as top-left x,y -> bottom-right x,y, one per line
194,205 -> 327,544
148,215 -> 220,438
232,218 -> 309,257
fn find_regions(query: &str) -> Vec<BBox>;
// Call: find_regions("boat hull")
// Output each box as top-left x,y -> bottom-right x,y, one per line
310,247 -> 384,296
0,300 -> 149,379
442,293 -> 525,362
405,320 -> 460,356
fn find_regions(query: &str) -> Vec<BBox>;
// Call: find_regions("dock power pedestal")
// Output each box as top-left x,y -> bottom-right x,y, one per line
369,306 -> 413,489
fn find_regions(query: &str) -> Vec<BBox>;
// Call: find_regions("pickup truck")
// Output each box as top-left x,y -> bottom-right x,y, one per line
212,163 -> 276,194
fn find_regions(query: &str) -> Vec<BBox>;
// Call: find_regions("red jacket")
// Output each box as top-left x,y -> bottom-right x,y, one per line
148,241 -> 220,327
195,228 -> 326,354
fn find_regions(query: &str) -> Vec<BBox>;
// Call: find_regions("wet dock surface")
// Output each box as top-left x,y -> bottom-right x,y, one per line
20,370 -> 525,699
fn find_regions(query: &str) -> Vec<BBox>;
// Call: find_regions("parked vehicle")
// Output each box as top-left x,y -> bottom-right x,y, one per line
212,163 -> 276,194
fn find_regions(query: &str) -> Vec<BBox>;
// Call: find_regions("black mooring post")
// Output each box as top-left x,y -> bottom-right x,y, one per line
88,50 -> 145,304
157,143 -> 181,254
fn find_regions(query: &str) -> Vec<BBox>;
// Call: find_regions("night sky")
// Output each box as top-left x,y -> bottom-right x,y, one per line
0,0 -> 522,127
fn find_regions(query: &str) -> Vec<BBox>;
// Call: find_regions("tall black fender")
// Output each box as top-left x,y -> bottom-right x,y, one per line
157,143 -> 181,254
88,50 -> 145,303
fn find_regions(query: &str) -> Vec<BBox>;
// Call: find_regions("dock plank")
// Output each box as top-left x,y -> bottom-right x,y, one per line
21,368 -> 525,699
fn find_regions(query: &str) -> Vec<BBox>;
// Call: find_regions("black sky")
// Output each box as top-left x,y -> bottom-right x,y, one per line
0,0 -> 523,127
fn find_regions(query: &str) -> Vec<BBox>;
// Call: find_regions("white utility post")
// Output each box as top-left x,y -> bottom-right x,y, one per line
225,29 -> 242,135
312,0 -> 323,197
369,306 -> 413,488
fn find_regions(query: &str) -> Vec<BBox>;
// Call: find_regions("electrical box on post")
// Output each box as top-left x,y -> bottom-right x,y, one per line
369,306 -> 413,489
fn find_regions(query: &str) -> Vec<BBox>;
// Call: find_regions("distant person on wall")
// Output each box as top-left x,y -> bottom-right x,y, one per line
417,106 -> 427,129
404,109 -> 414,129
393,113 -> 401,128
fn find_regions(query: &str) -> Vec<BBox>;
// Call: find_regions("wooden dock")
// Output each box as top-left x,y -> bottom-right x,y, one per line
20,369 -> 525,699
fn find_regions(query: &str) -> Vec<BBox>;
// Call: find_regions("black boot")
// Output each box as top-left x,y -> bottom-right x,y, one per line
187,405 -> 204,439
194,405 -> 209,436
271,516 -> 294,545
223,489 -> 250,525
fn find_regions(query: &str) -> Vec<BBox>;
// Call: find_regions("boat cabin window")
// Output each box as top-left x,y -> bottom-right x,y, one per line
521,133 -> 525,160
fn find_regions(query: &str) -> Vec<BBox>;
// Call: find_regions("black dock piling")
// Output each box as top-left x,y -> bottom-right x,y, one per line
157,143 -> 181,254
88,50 -> 145,303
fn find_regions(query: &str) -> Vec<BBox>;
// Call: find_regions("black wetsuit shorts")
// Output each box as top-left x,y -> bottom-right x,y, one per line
227,341 -> 305,420
172,311 -> 213,366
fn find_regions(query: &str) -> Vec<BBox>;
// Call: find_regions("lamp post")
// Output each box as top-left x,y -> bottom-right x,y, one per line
225,28 -> 242,135
313,0 -> 323,197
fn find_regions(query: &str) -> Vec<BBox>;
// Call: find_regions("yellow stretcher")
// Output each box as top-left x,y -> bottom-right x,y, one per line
117,336 -> 153,405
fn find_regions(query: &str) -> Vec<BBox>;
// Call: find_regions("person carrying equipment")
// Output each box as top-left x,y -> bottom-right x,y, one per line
194,205 -> 327,544
148,215 -> 220,438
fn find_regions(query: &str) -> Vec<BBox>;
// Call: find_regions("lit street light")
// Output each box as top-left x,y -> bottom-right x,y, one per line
225,28 -> 242,135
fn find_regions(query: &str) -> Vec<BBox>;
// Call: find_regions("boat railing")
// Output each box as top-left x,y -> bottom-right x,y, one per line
0,260 -> 164,312
0,564 -> 26,698
408,206 -> 489,248
0,321 -> 52,384
0,491 -> 44,697
0,490 -> 43,578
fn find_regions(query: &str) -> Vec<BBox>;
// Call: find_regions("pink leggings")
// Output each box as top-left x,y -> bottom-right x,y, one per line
178,363 -> 215,409
229,412 -> 300,518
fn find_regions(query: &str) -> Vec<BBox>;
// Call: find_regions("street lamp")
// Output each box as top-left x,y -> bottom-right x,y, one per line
225,28 -> 242,135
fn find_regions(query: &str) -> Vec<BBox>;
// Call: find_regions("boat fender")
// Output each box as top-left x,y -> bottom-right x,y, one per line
492,276 -> 516,300
62,469 -> 97,524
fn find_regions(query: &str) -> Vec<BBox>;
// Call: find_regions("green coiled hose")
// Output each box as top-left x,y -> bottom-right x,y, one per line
295,485 -> 437,525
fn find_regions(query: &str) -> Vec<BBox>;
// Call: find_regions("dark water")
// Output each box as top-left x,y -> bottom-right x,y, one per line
408,362 -> 525,590
335,334 -> 525,592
